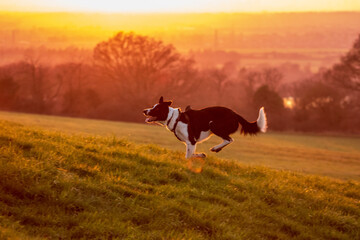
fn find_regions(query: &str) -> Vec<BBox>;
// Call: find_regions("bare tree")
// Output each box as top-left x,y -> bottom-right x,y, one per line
238,68 -> 260,105
261,68 -> 283,91
55,62 -> 87,114
17,50 -> 61,113
93,32 -> 199,109
208,68 -> 228,105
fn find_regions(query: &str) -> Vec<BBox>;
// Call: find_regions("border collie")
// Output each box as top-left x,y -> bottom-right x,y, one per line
143,96 -> 267,158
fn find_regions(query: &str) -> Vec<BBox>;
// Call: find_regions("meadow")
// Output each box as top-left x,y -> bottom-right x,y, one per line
0,111 -> 359,180
0,111 -> 359,239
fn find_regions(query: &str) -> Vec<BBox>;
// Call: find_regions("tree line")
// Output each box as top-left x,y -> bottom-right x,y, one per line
0,32 -> 359,133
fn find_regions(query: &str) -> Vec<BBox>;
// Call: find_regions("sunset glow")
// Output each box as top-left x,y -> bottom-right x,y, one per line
283,97 -> 295,109
1,0 -> 360,13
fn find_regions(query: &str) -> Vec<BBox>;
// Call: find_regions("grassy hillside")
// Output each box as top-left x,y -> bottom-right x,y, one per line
0,111 -> 359,180
0,120 -> 359,239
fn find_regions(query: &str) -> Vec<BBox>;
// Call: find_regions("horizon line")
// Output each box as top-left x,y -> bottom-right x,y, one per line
1,10 -> 360,14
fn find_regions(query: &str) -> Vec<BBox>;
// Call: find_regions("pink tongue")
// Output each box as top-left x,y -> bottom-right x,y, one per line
145,116 -> 156,123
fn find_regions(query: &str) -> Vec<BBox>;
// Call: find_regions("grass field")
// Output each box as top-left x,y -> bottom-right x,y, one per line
0,111 -> 359,180
0,116 -> 359,239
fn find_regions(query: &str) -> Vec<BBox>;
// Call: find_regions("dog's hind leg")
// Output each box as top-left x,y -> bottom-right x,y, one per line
210,136 -> 233,153
186,142 -> 206,159
209,120 -> 237,153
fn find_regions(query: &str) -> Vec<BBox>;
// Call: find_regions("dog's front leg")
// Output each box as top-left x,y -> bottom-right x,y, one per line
185,142 -> 206,159
185,142 -> 196,158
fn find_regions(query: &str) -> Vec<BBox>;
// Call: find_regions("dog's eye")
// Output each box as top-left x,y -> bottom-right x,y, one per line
149,107 -> 160,115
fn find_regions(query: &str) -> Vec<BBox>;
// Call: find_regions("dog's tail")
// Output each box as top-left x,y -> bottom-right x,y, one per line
237,107 -> 267,135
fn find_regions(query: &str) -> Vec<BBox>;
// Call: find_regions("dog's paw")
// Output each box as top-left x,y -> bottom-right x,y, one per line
193,153 -> 206,158
210,147 -> 222,153
199,153 -> 206,158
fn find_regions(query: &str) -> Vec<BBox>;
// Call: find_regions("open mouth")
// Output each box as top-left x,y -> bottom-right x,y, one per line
144,115 -> 157,123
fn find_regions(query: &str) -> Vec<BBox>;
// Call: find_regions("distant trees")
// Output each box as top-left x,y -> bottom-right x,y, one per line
253,85 -> 286,130
0,53 -> 99,117
233,67 -> 283,114
207,63 -> 231,105
326,33 -> 360,92
261,68 -> 283,91
323,33 -> 360,131
54,62 -> 101,116
292,78 -> 344,131
17,51 -> 61,113
0,31 -> 360,133
93,32 -> 200,118
0,76 -> 19,110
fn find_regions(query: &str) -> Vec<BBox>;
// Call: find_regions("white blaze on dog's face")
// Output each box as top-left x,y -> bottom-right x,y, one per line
143,96 -> 172,123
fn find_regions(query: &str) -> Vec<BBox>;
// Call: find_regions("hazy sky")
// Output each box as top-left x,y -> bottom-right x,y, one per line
1,0 -> 360,12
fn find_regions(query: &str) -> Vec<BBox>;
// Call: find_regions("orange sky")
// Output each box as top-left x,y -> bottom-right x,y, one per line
1,0 -> 360,13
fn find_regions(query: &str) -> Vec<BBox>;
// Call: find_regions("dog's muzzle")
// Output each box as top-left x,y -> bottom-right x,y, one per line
143,109 -> 157,123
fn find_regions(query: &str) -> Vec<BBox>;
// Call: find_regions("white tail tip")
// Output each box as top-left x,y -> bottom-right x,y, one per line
257,107 -> 268,133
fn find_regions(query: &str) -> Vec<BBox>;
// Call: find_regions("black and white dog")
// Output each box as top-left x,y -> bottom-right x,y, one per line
143,96 -> 267,159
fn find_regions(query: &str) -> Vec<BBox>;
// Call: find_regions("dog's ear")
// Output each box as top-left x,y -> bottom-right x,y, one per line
164,100 -> 172,106
159,96 -> 164,103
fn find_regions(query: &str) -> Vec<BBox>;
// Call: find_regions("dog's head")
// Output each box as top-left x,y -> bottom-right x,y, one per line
143,96 -> 173,123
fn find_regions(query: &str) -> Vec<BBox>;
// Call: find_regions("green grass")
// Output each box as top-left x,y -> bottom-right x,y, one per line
0,117 -> 359,239
0,111 -> 359,180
